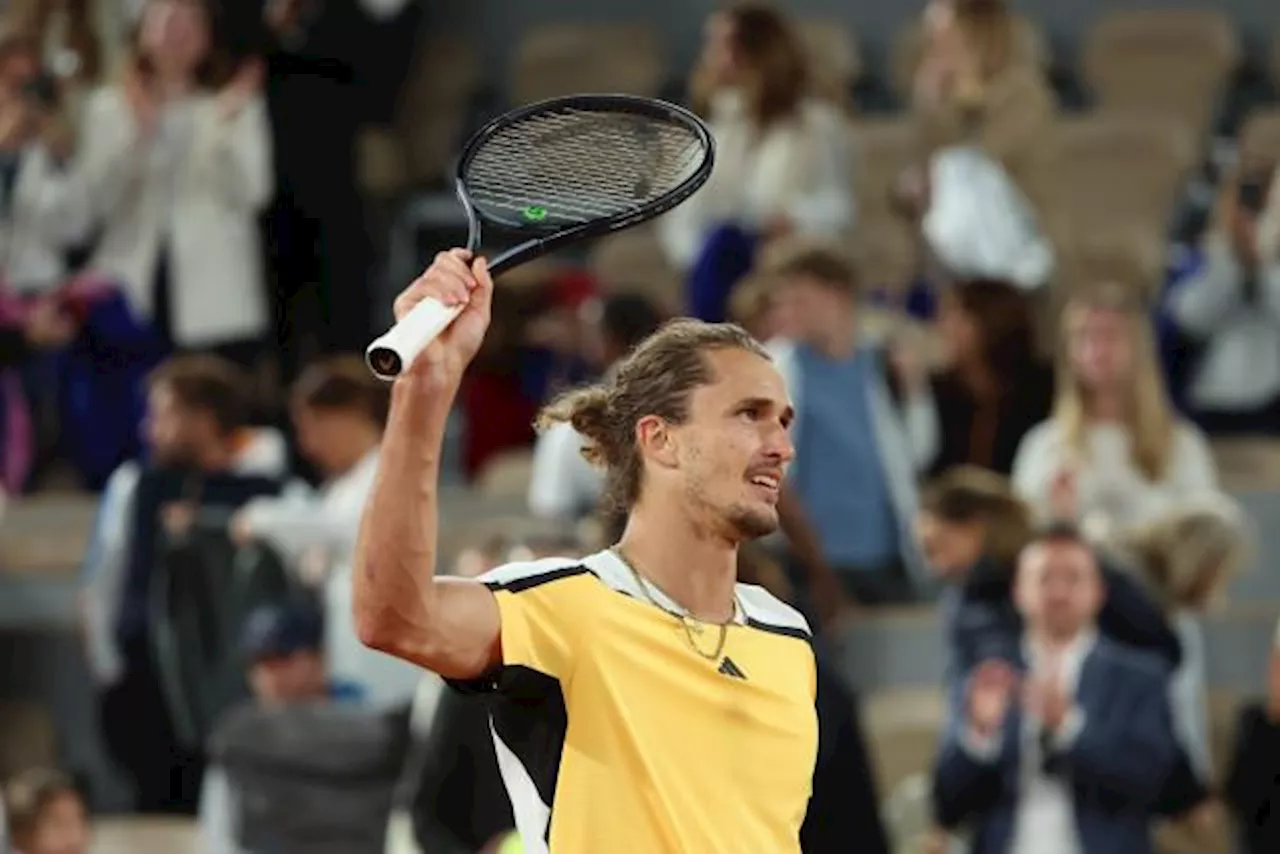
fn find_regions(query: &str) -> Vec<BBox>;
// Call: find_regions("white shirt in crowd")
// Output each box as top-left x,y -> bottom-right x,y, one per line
657,89 -> 855,269
239,449 -> 421,711
0,144 -> 92,294
922,146 -> 1054,292
1168,239 -> 1280,412
1011,420 -> 1219,536
527,421 -> 603,522
965,630 -> 1096,854
80,428 -> 290,687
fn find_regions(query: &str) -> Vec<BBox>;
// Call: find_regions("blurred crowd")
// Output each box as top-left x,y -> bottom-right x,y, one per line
1,0 -> 1280,853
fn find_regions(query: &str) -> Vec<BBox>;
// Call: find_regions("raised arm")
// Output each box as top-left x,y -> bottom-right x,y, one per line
353,250 -> 503,681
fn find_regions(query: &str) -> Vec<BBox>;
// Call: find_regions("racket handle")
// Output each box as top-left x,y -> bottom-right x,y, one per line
365,298 -> 465,381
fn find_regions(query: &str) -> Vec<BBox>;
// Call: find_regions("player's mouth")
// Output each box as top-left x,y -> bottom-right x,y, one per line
747,471 -> 782,502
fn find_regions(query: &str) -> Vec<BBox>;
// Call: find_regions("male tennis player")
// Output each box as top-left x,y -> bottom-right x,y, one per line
354,249 -> 818,853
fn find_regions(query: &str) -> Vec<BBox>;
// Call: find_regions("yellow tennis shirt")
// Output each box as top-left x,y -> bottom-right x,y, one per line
460,549 -> 819,854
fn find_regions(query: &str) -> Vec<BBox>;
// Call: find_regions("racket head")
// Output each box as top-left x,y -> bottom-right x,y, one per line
454,94 -> 714,261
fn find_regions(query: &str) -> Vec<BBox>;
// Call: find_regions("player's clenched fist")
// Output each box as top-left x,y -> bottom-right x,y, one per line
393,248 -> 494,387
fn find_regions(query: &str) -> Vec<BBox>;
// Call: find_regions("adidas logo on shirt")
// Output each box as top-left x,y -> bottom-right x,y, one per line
718,657 -> 747,680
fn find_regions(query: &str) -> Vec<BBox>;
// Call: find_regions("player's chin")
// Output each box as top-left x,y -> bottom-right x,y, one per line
731,505 -> 780,540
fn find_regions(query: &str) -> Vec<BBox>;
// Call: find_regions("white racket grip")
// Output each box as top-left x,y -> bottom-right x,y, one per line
365,297 -> 466,381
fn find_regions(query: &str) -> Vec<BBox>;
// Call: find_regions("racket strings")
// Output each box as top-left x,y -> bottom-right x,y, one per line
464,108 -> 706,225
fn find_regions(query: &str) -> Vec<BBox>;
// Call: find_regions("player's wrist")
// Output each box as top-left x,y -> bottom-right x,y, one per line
390,373 -> 459,428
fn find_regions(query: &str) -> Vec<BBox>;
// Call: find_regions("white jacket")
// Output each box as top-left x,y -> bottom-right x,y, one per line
240,449 -> 422,711
1168,239 -> 1280,411
77,85 -> 273,346
658,90 -> 855,268
0,144 -> 92,293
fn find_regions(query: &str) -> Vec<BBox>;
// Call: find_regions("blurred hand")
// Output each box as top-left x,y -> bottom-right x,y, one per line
392,249 -> 495,391
889,337 -> 928,392
762,214 -> 795,241
218,57 -> 264,121
1048,467 -> 1078,521
24,300 -> 76,348
1024,656 -> 1069,733
967,659 -> 1017,737
39,112 -> 73,163
265,0 -> 307,33
525,308 -> 578,354
122,64 -> 157,137
1185,799 -> 1224,836
228,509 -> 254,546
0,100 -> 29,150
1231,208 -> 1260,267
161,501 -> 196,537
919,827 -> 949,854
1266,650 -> 1280,722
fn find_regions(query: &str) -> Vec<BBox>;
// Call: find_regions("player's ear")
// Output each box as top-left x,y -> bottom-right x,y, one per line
635,415 -> 679,469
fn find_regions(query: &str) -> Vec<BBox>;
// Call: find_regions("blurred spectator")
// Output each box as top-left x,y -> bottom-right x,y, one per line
233,355 -> 421,710
917,467 -> 1179,678
0,37 -> 89,296
932,525 -> 1178,854
6,0 -> 123,120
763,244 -> 935,611
1109,496 -> 1248,822
528,293 -> 663,523
728,270 -> 791,342
79,354 -> 285,814
77,0 -> 272,366
1226,617 -> 1280,854
1,768 -> 89,854
199,600 -> 370,854
909,144 -> 1055,291
658,3 -> 853,321
234,0 -> 419,373
928,279 -> 1052,476
911,0 -> 1053,188
1162,160 -> 1280,433
1012,285 -> 1218,539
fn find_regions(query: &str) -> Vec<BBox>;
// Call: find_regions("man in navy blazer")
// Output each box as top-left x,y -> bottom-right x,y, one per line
933,524 -> 1178,854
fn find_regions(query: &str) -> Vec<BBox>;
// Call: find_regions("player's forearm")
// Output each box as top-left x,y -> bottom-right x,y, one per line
353,378 -> 453,650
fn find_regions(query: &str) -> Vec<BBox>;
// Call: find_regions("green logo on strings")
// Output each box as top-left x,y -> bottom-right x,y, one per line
522,205 -> 548,222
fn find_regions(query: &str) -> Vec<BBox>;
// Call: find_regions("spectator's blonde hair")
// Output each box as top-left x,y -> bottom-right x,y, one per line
1054,284 -> 1175,481
1114,495 -> 1248,611
535,319 -> 768,514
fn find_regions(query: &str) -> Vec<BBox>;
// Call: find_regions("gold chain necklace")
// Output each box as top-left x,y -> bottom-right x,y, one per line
610,547 -> 739,661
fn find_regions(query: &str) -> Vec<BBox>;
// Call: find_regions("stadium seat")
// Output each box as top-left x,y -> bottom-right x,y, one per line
1238,106 -> 1280,163
91,817 -> 199,854
0,495 -> 97,576
392,34 -> 482,189
1081,10 -> 1239,139
508,24 -> 664,106
849,118 -> 922,291
588,228 -> 684,314
1210,438 -> 1280,492
1034,112 -> 1195,296
476,449 -> 536,501
862,687 -> 945,796
888,13 -> 1048,103
0,701 -> 58,781
796,20 -> 862,109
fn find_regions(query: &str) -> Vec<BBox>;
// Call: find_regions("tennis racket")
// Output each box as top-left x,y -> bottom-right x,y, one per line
365,94 -> 715,380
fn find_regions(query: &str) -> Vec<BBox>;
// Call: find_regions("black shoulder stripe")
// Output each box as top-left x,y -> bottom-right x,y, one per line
484,564 -> 594,594
745,617 -> 812,641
